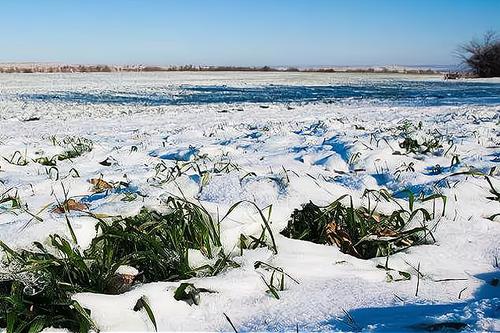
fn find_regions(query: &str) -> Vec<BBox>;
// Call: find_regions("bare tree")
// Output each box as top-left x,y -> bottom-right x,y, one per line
458,31 -> 500,77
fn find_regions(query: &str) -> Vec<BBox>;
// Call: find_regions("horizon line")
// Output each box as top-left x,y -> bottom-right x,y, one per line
0,62 -> 460,69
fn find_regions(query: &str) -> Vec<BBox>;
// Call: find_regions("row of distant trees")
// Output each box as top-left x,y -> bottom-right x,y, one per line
459,31 -> 500,77
0,65 -> 114,73
0,65 -> 440,74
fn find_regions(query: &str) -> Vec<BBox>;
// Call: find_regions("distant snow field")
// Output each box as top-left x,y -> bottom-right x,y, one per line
0,72 -> 499,331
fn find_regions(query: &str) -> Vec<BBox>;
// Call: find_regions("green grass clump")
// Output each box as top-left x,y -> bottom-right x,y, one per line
254,261 -> 299,299
0,197 -> 229,332
35,138 -> 93,167
281,192 -> 435,259
2,137 -> 93,170
0,229 -> 119,331
392,121 -> 444,155
90,197 -> 225,282
0,192 -> 21,213
0,237 -> 99,332
150,154 -> 240,190
0,280 -> 96,333
399,137 -> 442,155
56,137 -> 93,161
33,156 -> 57,166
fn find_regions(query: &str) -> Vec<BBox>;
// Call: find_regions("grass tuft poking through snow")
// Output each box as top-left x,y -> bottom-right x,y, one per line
281,190 -> 441,259
0,197 -> 236,332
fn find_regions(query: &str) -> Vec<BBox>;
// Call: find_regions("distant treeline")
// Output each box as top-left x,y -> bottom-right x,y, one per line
0,64 -> 441,74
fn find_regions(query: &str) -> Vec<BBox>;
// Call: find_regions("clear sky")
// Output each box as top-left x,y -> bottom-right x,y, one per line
1,0 -> 499,66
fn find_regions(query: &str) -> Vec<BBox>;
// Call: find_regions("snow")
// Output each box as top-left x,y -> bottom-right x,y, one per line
0,72 -> 499,331
115,265 -> 140,277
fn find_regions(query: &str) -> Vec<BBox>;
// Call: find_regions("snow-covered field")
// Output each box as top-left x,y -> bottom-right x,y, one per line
1,72 -> 499,331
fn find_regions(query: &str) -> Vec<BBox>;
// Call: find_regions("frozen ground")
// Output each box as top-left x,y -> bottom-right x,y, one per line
0,72 -> 499,331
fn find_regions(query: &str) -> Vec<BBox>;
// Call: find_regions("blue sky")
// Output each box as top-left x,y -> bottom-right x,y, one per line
1,0 -> 499,66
